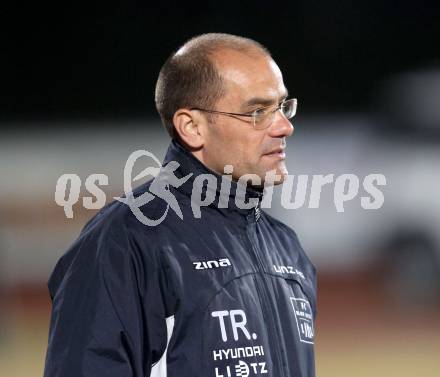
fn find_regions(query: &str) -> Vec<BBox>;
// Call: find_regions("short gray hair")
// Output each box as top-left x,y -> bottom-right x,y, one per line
155,33 -> 270,139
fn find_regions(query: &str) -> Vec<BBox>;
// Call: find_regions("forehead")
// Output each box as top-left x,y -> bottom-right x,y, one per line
212,49 -> 286,102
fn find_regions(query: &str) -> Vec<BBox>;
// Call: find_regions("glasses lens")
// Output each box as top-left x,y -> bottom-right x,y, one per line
253,98 -> 297,130
282,99 -> 297,119
254,112 -> 273,130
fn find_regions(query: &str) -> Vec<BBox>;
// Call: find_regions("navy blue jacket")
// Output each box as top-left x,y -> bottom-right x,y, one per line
44,140 -> 317,377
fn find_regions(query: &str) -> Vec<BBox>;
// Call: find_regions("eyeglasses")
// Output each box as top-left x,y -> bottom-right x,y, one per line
191,98 -> 297,130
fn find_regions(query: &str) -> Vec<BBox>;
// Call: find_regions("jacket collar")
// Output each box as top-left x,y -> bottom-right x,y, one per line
162,139 -> 263,217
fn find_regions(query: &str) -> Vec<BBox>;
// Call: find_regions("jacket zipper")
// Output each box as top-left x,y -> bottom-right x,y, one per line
246,211 -> 287,377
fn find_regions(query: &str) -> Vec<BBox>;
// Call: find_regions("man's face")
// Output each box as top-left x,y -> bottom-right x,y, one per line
199,49 -> 294,186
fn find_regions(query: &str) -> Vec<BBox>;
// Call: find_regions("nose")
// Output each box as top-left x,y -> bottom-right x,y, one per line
267,110 -> 294,138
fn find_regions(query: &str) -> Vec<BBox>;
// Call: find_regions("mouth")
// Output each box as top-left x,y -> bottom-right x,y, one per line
263,147 -> 286,160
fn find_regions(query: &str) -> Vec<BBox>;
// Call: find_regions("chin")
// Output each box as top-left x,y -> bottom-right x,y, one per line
261,166 -> 288,186
273,172 -> 287,185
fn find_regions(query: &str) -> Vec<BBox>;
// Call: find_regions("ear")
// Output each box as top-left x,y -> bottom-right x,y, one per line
173,109 -> 206,149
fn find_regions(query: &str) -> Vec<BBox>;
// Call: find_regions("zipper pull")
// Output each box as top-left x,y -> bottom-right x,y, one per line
254,205 -> 261,222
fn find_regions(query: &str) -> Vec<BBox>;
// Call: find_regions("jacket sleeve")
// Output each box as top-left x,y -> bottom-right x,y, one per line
44,222 -> 171,377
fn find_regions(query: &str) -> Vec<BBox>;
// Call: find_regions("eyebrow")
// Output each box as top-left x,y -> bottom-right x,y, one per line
240,89 -> 289,111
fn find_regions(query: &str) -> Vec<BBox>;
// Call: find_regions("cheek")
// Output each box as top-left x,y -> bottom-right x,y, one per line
207,128 -> 247,168
226,131 -> 256,158
240,140 -> 261,165
211,125 -> 263,169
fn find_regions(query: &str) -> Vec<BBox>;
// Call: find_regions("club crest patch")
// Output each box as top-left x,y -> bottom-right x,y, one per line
290,296 -> 314,344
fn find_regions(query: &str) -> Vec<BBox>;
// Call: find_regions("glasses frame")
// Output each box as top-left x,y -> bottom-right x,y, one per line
190,98 -> 297,130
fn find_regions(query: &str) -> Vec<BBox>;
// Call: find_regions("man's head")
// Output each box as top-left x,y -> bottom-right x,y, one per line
155,33 -> 294,185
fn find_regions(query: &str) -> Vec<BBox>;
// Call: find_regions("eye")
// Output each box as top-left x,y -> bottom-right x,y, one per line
251,106 -> 270,117
253,108 -> 266,116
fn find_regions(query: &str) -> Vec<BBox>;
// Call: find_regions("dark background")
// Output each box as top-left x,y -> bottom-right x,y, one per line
2,0 -> 439,121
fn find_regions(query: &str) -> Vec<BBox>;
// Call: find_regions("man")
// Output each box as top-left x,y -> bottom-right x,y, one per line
44,33 -> 317,377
